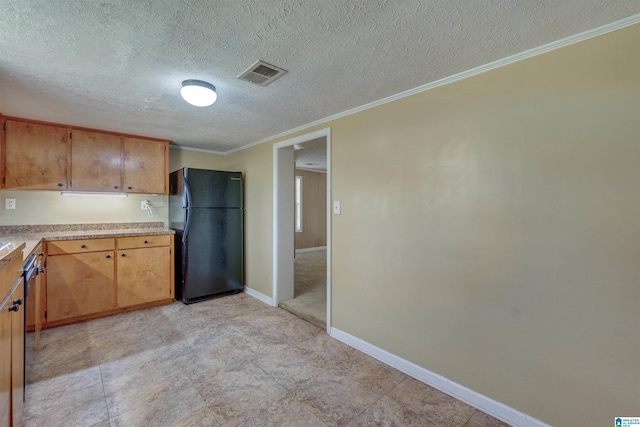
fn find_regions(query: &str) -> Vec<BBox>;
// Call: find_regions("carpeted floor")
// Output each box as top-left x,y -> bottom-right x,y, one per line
279,248 -> 327,328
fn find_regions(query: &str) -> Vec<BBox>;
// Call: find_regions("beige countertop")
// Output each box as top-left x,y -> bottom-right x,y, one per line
0,241 -> 26,265
0,222 -> 175,261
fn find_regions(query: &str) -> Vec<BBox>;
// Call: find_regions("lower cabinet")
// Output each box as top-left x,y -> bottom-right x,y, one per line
117,246 -> 171,308
44,234 -> 173,327
9,280 -> 24,427
1,250 -> 25,427
47,250 -> 115,323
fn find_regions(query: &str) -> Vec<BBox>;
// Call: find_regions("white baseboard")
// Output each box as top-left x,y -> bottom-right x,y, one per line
243,286 -> 276,307
330,328 -> 550,427
295,246 -> 327,253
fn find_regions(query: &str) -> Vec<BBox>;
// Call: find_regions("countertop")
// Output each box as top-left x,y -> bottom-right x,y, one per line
0,222 -> 175,261
0,241 -> 26,266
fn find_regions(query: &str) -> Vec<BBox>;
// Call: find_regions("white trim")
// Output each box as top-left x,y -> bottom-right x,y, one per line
325,131 -> 332,334
243,286 -> 275,307
330,328 -> 551,427
295,167 -> 327,174
174,14 -> 640,156
169,144 -> 227,155
273,127 -> 332,334
295,246 -> 327,253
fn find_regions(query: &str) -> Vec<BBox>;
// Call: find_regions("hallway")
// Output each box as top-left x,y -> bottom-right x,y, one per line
279,248 -> 327,328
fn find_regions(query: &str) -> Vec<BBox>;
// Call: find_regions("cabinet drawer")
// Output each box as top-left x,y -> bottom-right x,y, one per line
117,235 -> 171,249
47,238 -> 115,255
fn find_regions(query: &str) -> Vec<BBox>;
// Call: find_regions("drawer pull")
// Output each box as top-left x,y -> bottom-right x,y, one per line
57,183 -> 63,188
81,244 -> 87,248
121,253 -> 126,257
106,255 -> 111,259
144,240 -> 148,244
127,186 -> 132,190
114,186 -> 119,189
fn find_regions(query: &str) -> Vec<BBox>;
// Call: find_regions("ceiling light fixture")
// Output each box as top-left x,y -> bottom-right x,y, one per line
180,80 -> 217,107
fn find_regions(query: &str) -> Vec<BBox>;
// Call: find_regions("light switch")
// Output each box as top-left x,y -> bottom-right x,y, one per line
5,199 -> 15,210
333,201 -> 341,215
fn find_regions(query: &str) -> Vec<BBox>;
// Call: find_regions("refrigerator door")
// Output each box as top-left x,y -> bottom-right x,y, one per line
181,207 -> 243,302
183,168 -> 243,208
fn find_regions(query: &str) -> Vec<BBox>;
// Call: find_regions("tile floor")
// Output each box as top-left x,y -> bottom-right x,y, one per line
24,292 -> 510,427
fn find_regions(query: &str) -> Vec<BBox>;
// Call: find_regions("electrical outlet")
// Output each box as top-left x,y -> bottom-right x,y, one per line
333,201 -> 341,215
141,200 -> 149,210
5,198 -> 16,210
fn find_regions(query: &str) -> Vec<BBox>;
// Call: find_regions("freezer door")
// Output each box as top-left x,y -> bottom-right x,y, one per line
182,207 -> 243,302
184,168 -> 243,208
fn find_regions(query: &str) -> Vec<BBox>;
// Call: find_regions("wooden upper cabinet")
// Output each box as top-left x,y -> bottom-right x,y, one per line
4,120 -> 68,190
123,137 -> 168,194
2,116 -> 168,194
71,130 -> 122,192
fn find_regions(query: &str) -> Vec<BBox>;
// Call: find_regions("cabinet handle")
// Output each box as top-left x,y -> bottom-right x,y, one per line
106,255 -> 111,259
39,268 -> 45,274
127,186 -> 132,190
121,253 -> 126,257
13,298 -> 23,306
81,244 -> 87,248
57,183 -> 63,187
114,186 -> 119,189
37,252 -> 44,257
8,304 -> 19,312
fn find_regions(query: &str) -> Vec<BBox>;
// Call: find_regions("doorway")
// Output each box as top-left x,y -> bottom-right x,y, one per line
272,128 -> 331,332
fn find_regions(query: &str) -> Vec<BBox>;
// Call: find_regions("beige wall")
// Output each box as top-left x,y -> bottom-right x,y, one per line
223,142 -> 274,296
295,169 -> 327,249
169,147 -> 227,172
219,24 -> 640,426
0,190 -> 169,226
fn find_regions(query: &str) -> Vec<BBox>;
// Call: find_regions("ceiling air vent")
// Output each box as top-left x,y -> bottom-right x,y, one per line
237,60 -> 287,86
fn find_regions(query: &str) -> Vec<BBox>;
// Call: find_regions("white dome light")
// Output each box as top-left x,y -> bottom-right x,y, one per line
180,80 -> 217,107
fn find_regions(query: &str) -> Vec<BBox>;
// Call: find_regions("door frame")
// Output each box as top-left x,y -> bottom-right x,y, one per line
272,127 -> 331,333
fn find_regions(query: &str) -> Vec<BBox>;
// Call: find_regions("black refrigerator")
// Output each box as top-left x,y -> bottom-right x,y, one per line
169,168 -> 244,303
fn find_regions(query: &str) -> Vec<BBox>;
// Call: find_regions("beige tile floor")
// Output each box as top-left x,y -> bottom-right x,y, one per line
24,292 -> 510,427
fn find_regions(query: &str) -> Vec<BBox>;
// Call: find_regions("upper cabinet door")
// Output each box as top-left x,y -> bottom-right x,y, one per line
123,137 -> 167,194
71,130 -> 122,192
5,120 -> 68,190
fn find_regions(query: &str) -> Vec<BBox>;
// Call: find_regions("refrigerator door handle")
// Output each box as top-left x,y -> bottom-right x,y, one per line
183,208 -> 191,244
183,176 -> 193,244
183,174 -> 192,209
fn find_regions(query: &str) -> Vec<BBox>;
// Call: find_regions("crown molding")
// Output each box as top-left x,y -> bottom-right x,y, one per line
169,144 -> 226,155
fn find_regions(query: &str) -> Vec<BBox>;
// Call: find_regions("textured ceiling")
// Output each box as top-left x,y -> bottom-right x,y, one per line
0,1 -> 638,152
295,137 -> 327,172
